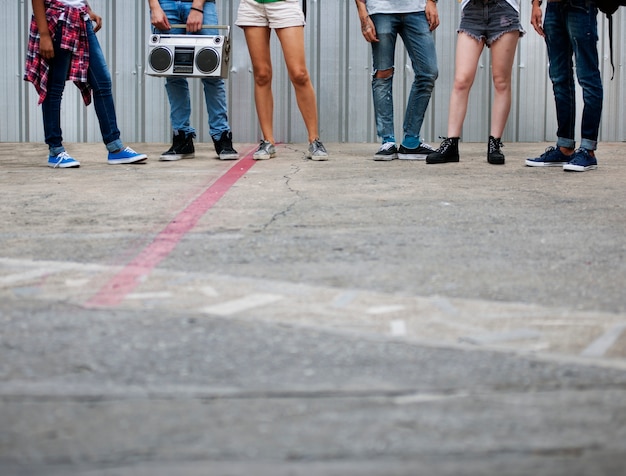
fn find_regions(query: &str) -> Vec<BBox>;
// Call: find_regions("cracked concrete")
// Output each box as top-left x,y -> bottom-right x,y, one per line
1,140 -> 626,475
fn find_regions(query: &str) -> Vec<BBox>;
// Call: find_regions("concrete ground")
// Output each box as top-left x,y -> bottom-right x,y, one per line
1,140 -> 625,475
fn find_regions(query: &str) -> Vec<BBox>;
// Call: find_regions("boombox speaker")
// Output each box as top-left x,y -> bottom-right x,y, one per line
146,25 -> 230,78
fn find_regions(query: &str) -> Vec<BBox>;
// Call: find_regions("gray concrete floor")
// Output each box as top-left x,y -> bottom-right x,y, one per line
1,141 -> 626,475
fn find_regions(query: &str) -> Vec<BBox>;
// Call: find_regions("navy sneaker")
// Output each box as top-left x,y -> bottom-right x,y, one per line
48,151 -> 80,168
373,142 -> 398,161
108,147 -> 147,165
563,148 -> 598,172
525,146 -> 571,167
398,142 -> 435,160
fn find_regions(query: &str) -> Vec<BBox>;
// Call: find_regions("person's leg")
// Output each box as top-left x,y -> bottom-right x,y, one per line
41,31 -> 80,168
448,33 -> 485,137
85,21 -> 123,153
544,2 -> 576,153
568,2 -> 602,153
398,12 -> 438,148
369,13 -> 398,145
485,30 -> 519,165
197,2 -> 232,142
41,30 -> 72,158
84,22 -> 146,164
488,31 -> 519,139
243,26 -> 275,144
426,33 -> 482,165
275,25 -> 320,143
154,1 -> 194,136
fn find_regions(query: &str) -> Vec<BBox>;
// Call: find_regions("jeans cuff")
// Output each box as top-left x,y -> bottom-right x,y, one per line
106,139 -> 124,153
556,137 -> 576,150
580,139 -> 597,151
49,146 -> 65,156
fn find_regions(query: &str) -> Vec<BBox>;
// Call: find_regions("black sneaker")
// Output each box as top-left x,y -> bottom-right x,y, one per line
373,142 -> 398,161
213,131 -> 239,160
487,136 -> 505,165
426,137 -> 460,164
397,142 -> 435,160
160,130 -> 195,161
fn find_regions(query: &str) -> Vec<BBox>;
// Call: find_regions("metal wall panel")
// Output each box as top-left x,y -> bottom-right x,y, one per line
3,0 -> 624,145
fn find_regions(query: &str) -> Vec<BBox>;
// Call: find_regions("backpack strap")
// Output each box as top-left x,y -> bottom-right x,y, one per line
607,13 -> 615,80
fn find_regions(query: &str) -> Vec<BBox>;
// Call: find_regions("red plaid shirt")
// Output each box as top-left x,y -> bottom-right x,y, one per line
24,0 -> 92,105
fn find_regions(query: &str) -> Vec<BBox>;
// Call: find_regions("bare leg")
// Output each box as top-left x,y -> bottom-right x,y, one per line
489,31 -> 520,138
243,26 -> 275,144
275,26 -> 320,143
447,33 -> 485,137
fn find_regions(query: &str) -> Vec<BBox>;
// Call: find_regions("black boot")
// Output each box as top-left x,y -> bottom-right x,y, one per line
426,137 -> 460,164
213,130 -> 239,160
160,130 -> 195,161
488,136 -> 505,165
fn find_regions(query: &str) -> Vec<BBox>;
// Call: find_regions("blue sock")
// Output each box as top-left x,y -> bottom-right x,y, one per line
402,136 -> 420,149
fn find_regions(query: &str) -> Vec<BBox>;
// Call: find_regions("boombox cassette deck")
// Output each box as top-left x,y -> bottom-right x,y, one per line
146,25 -> 230,79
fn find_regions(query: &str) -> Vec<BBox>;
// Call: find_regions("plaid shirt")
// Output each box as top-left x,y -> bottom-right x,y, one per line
24,0 -> 92,106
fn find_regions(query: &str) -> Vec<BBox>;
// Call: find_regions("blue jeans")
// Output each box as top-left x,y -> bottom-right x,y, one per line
43,21 -> 123,155
370,12 -> 438,144
154,0 -> 230,140
544,0 -> 603,151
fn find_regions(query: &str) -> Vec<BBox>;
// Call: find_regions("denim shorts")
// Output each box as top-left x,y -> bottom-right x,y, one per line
235,0 -> 305,29
459,0 -> 525,46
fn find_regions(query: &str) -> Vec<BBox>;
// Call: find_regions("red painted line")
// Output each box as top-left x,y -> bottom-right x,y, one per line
85,151 -> 257,308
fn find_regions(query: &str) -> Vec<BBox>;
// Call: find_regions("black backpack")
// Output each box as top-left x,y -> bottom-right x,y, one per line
595,0 -> 626,79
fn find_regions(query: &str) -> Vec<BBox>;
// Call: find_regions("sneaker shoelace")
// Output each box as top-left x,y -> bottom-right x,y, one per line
379,142 -> 396,152
489,138 -> 503,154
311,139 -> 327,153
52,151 -> 72,168
437,137 -> 454,153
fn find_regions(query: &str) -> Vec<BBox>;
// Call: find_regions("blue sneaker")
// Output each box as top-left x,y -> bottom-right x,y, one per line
525,146 -> 571,167
48,151 -> 80,168
107,147 -> 148,165
563,148 -> 598,172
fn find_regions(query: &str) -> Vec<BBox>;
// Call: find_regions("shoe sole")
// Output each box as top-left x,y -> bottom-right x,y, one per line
159,154 -> 194,161
48,162 -> 80,168
307,154 -> 329,161
525,160 -> 568,167
488,158 -> 505,165
219,153 -> 239,160
397,154 -> 428,160
108,155 -> 148,165
426,158 -> 460,164
253,153 -> 276,160
563,164 -> 597,172
373,155 -> 396,161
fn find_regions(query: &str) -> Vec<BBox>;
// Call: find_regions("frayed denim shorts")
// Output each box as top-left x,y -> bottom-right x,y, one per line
459,0 -> 525,46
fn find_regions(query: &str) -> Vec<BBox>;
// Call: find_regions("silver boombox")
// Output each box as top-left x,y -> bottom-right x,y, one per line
146,25 -> 230,78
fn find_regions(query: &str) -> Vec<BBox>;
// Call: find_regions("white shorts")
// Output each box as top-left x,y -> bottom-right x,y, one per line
235,0 -> 305,29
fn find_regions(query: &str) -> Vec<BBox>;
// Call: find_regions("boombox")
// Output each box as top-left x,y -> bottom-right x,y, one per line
146,25 -> 230,78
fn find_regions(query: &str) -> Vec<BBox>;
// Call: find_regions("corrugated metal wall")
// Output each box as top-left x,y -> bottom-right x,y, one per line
3,0 -> 625,144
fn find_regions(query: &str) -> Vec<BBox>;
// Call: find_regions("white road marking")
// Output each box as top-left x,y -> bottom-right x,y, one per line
580,324 -> 626,357
390,319 -> 407,336
202,293 -> 284,316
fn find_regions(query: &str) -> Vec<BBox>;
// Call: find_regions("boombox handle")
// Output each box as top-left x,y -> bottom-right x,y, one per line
169,24 -> 230,34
